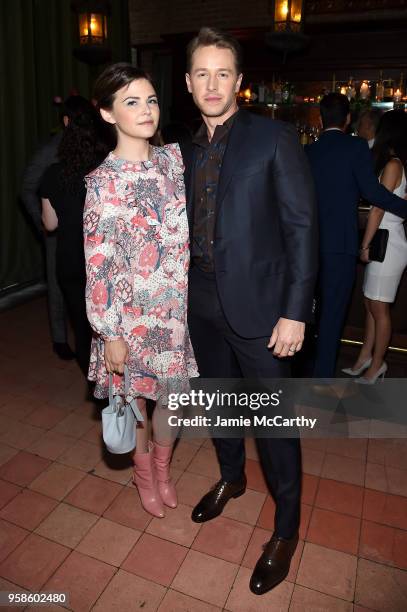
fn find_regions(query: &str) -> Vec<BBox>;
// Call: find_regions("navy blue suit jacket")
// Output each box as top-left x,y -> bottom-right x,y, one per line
305,129 -> 407,256
182,110 -> 318,338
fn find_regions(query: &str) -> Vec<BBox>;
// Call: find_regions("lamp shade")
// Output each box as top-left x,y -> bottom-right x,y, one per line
72,0 -> 111,65
266,0 -> 309,57
274,0 -> 303,32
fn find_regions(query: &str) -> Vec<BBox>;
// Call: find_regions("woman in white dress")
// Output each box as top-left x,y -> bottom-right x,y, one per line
344,110 -> 407,383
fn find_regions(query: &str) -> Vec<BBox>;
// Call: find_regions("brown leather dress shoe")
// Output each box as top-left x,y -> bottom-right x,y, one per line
191,475 -> 247,523
249,533 -> 299,595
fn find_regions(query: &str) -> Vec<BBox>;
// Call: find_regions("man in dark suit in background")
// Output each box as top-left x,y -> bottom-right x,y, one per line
182,27 -> 318,595
306,93 -> 407,378
21,130 -> 74,360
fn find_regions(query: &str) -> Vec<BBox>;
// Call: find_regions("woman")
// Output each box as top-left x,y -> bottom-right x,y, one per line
41,96 -> 108,377
85,63 -> 198,517
343,110 -> 407,383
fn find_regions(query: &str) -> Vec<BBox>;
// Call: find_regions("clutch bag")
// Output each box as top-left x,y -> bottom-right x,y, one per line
369,228 -> 389,263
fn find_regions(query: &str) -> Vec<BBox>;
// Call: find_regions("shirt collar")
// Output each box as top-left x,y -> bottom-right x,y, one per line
193,109 -> 239,147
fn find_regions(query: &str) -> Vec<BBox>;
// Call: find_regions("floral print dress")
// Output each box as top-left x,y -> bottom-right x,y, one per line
84,144 -> 198,402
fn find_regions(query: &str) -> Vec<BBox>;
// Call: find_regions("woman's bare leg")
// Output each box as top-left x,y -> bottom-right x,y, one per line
352,297 -> 375,369
152,402 -> 178,447
363,299 -> 391,379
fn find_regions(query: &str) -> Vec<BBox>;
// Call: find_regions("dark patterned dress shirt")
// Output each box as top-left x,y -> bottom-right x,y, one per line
191,111 -> 238,272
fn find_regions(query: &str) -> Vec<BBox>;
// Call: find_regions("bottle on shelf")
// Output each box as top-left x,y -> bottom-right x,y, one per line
383,78 -> 394,100
346,77 -> 356,101
274,79 -> 282,104
282,81 -> 291,104
393,74 -> 403,106
375,71 -> 384,102
266,88 -> 275,105
299,125 -> 309,146
399,72 -> 404,96
258,81 -> 266,104
359,80 -> 370,100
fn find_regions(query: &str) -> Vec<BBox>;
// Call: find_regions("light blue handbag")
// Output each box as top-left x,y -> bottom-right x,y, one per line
101,366 -> 144,454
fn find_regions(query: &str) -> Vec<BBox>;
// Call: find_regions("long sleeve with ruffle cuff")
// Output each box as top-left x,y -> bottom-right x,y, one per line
83,176 -> 125,342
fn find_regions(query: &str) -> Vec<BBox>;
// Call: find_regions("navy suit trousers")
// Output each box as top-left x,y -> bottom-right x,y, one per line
313,253 -> 357,378
188,266 -> 301,539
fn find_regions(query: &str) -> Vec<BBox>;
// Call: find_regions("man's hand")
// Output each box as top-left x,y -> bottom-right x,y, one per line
104,338 -> 129,374
268,318 -> 305,358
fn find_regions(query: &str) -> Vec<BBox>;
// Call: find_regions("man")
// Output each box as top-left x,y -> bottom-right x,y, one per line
182,27 -> 318,595
21,130 -> 74,360
356,108 -> 381,149
306,93 -> 407,378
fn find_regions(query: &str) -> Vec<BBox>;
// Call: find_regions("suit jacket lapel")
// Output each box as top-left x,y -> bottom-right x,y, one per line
216,110 -> 249,209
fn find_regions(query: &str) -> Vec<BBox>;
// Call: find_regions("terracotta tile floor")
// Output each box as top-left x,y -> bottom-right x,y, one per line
0,297 -> 406,610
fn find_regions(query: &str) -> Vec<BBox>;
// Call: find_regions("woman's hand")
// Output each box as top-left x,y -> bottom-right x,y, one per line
104,338 -> 129,374
360,247 -> 370,263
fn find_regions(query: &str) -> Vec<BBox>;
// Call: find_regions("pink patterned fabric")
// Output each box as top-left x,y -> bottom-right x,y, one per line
84,144 -> 198,402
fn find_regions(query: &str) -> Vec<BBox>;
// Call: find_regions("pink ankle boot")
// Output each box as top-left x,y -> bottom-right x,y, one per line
132,442 -> 165,518
153,442 -> 177,508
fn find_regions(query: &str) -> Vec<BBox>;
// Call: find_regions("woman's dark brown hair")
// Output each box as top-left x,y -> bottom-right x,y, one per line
93,62 -> 154,111
372,109 -> 407,177
186,27 -> 243,74
58,95 -> 109,191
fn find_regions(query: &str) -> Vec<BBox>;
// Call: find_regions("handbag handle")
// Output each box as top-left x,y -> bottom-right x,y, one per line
108,366 -> 144,422
108,365 -> 131,405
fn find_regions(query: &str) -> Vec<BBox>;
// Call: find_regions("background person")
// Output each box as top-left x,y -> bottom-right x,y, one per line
344,110 -> 407,383
356,108 -> 382,149
40,95 -> 109,377
21,128 -> 74,360
305,93 -> 407,378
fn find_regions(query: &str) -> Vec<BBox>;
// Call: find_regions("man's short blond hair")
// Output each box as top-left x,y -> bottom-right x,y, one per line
186,27 -> 243,74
